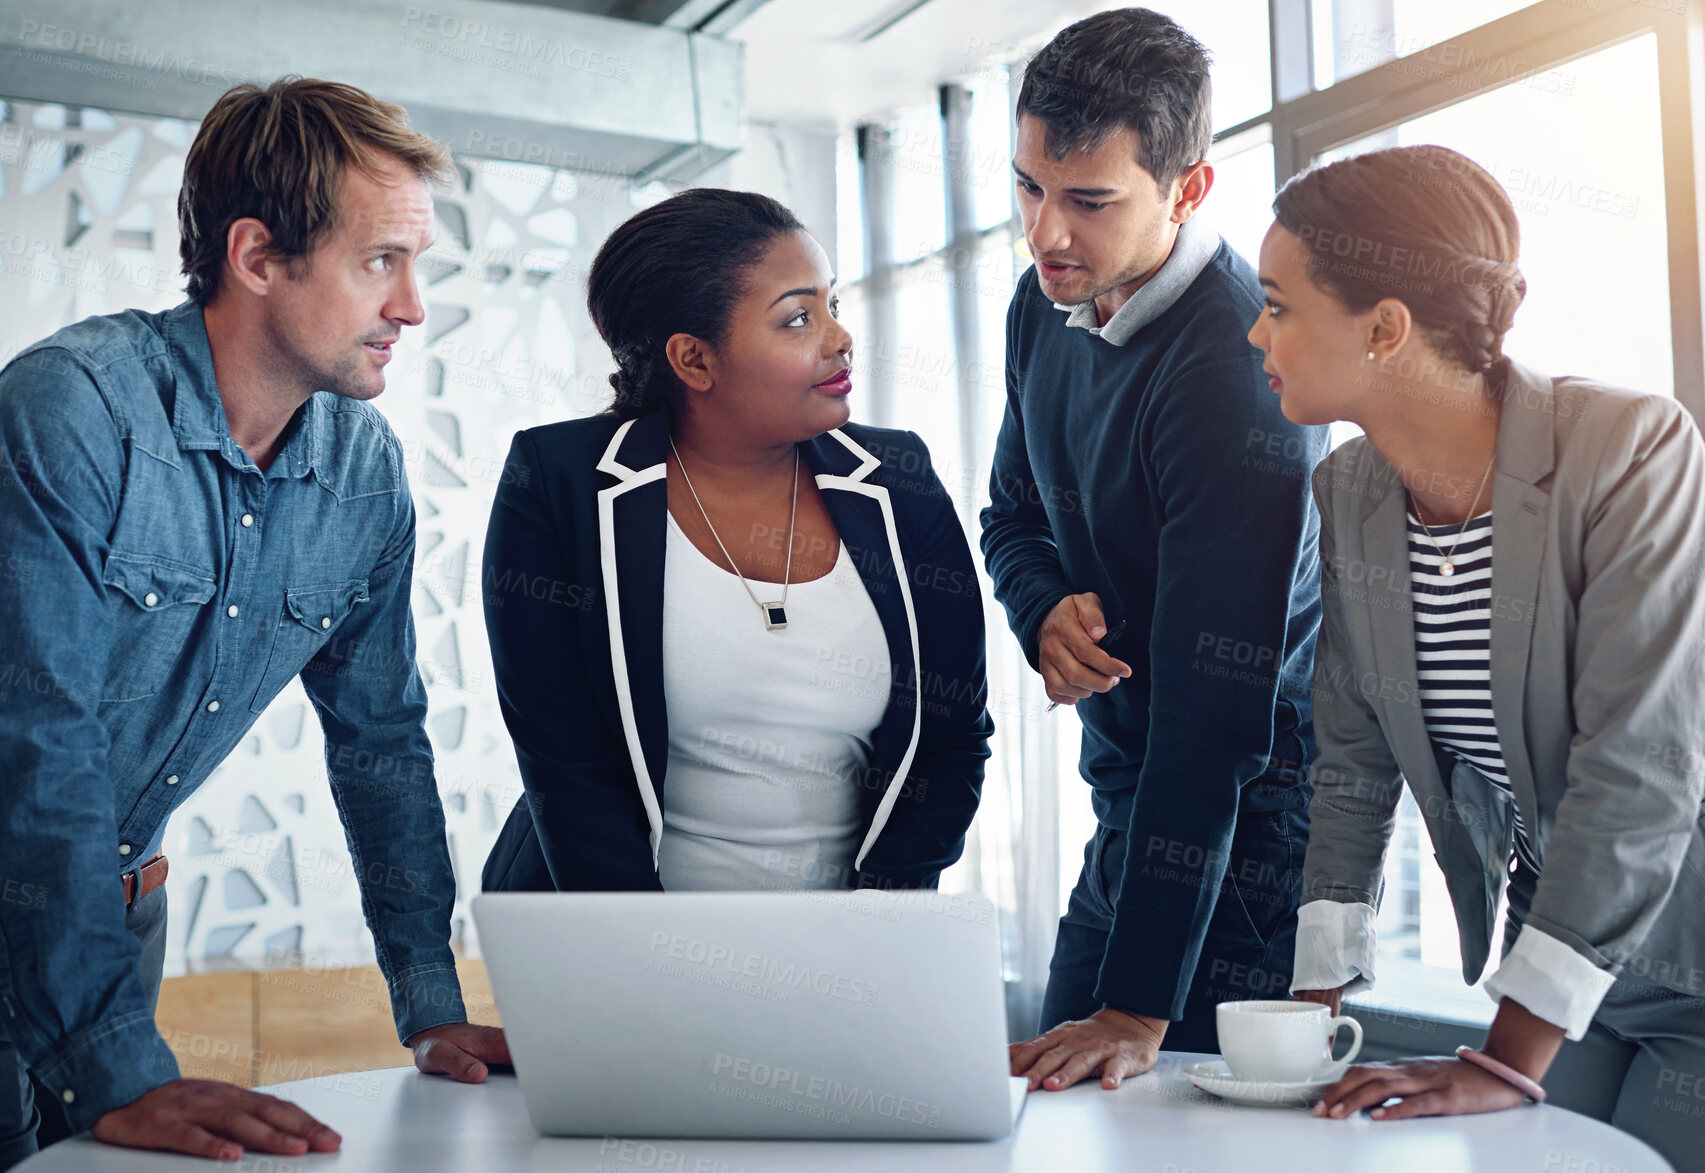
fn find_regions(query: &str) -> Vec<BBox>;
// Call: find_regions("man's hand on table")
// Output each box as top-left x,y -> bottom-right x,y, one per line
409,1023 -> 511,1083
1010,1007 -> 1166,1091
91,1078 -> 341,1162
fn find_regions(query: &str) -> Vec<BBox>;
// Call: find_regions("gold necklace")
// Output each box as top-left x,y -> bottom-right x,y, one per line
1410,454 -> 1495,577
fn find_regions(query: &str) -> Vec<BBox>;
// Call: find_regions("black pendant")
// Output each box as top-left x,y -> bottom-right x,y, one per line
762,602 -> 788,631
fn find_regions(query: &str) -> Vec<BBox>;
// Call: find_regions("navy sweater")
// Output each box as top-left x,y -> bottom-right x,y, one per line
980,245 -> 1328,1018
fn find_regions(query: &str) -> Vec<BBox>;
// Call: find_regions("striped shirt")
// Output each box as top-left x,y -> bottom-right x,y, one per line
1408,508 -> 1541,874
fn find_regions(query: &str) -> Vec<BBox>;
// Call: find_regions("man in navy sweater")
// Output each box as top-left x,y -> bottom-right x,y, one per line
982,9 -> 1328,1092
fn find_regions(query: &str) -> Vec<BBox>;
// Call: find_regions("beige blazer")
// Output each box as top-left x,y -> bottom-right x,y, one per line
1301,359 -> 1705,998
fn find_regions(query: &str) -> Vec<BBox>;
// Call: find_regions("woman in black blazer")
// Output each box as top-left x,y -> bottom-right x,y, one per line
480,189 -> 994,895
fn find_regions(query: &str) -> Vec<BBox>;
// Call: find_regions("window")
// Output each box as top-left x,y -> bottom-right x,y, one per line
836,130 -> 866,284
1325,35 -> 1672,397
1153,0 -> 1275,130
1311,0 -> 1537,89
1206,128 -> 1277,269
965,70 -> 1015,232
888,104 -> 948,262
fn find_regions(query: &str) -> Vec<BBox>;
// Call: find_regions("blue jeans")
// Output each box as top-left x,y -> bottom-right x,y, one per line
1040,793 -> 1308,1054
0,887 -> 167,1172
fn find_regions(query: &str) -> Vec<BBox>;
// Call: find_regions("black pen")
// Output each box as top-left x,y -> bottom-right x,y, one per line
1047,619 -> 1127,712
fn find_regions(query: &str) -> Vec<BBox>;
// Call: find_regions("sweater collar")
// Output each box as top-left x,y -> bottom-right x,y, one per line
1059,215 -> 1221,346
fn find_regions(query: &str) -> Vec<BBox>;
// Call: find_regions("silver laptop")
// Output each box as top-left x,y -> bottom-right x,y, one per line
472,890 -> 1027,1141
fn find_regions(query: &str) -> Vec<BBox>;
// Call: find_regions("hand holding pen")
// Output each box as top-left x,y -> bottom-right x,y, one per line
1037,592 -> 1131,711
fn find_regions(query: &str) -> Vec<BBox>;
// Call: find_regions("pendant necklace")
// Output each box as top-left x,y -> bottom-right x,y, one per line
669,436 -> 797,631
1411,454 -> 1495,577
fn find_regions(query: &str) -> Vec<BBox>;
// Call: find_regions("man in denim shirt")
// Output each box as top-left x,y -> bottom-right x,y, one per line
0,79 -> 507,1168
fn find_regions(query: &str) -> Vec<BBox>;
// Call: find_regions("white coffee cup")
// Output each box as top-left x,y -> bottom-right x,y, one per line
1216,1000 -> 1363,1084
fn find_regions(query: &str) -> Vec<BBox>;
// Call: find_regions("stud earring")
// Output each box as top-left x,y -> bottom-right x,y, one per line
1366,350 -> 1376,362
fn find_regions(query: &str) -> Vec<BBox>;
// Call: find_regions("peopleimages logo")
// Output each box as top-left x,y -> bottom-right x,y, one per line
646,932 -> 879,1006
710,1054 -> 943,1128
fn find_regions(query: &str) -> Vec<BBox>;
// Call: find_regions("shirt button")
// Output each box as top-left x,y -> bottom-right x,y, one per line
118,844 -> 131,856
227,605 -> 240,618
321,617 -> 332,629
60,1089 -> 74,1105
165,774 -> 180,785
143,593 -> 159,607
241,514 -> 254,527
206,700 -> 220,713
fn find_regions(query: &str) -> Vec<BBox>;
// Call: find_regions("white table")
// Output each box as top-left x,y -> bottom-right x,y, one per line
21,1053 -> 1674,1172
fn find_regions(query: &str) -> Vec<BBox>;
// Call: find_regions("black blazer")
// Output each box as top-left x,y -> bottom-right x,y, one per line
479,410 -> 994,893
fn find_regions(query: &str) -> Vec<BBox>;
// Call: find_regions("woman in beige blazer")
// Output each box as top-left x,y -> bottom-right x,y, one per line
1247,144 -> 1705,1172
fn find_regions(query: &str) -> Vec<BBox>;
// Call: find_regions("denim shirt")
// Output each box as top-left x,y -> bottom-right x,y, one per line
0,300 -> 463,1129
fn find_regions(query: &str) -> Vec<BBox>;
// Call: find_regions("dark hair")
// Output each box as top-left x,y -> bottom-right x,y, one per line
1016,8 -> 1213,185
179,77 -> 452,304
586,188 -> 805,420
1272,145 -> 1526,381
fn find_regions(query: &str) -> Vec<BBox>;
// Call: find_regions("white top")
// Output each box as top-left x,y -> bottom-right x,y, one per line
657,513 -> 890,892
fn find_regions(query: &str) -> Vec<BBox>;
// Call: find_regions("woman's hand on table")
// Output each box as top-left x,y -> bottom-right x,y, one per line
409,1023 -> 511,1083
1313,1057 -> 1528,1120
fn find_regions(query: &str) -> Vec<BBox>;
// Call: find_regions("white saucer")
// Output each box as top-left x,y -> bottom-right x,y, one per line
1183,1060 -> 1337,1108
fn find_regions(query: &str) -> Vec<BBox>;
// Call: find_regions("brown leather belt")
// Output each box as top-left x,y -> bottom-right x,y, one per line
121,854 -> 169,905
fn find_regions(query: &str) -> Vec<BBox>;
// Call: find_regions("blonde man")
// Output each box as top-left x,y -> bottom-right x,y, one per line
0,78 -> 505,1167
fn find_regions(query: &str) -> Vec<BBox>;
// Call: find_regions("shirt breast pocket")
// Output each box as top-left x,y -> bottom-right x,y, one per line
101,553 -> 217,702
249,579 -> 370,713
